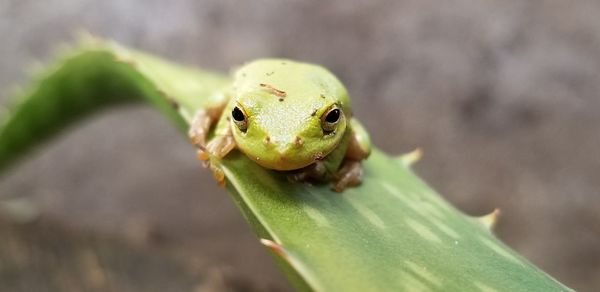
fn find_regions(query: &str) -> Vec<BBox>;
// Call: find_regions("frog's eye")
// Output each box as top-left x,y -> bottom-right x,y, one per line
321,106 -> 342,133
232,106 -> 248,132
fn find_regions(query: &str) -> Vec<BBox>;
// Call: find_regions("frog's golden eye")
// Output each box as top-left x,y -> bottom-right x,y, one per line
232,106 -> 248,132
321,106 -> 342,133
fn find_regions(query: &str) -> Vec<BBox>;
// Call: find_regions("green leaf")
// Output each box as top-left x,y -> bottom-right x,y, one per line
0,38 -> 572,292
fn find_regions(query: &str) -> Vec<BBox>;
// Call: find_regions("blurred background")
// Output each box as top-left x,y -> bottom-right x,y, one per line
1,0 -> 599,291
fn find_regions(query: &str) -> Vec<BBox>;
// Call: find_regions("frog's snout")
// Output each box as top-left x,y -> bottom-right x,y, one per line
264,134 -> 303,149
248,134 -> 314,170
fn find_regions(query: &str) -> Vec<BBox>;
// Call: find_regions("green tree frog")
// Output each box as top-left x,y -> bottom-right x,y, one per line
188,59 -> 371,192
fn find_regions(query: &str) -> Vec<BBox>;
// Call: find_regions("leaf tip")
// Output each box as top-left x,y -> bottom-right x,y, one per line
478,208 -> 501,231
399,148 -> 423,167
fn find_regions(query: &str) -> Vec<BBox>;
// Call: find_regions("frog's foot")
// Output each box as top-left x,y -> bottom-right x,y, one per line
198,134 -> 236,186
204,134 -> 236,160
195,135 -> 236,161
333,160 -> 363,192
288,161 -> 327,183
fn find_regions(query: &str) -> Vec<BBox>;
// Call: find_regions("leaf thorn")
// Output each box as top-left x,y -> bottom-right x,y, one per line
260,238 -> 289,259
479,208 -> 501,230
399,148 -> 423,167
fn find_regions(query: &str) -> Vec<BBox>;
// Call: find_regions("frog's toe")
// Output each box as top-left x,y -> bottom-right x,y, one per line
196,147 -> 210,161
206,135 -> 236,159
208,162 -> 226,187
333,160 -> 363,192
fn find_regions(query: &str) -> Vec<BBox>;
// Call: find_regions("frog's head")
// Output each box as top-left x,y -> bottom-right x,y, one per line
229,59 -> 351,171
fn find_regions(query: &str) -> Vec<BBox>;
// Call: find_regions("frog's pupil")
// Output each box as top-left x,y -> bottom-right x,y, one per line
325,109 -> 340,123
232,107 -> 245,121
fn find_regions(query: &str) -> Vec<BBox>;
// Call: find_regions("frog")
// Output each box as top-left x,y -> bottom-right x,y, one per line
188,59 -> 371,192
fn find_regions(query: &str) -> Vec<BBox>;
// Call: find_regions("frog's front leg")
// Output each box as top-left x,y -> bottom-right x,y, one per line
188,99 -> 226,153
333,119 -> 372,192
188,96 -> 236,186
201,126 -> 236,186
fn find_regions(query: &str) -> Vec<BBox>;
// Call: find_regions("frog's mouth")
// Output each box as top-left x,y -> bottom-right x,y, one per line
237,137 -> 338,171
244,147 -> 329,171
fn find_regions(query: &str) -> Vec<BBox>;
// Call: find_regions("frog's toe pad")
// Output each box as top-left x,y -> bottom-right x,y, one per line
196,148 -> 210,161
208,163 -> 226,187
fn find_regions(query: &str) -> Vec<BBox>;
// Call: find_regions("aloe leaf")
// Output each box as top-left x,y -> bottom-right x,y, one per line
0,39 -> 572,291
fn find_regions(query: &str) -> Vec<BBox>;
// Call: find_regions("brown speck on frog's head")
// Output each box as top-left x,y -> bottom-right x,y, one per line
320,94 -> 326,99
260,83 -> 287,97
266,71 -> 274,76
264,136 -> 271,144
294,136 -> 303,146
311,109 -> 318,116
278,98 -> 284,102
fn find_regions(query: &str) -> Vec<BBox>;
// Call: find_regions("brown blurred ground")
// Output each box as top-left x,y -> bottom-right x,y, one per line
1,0 -> 599,291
